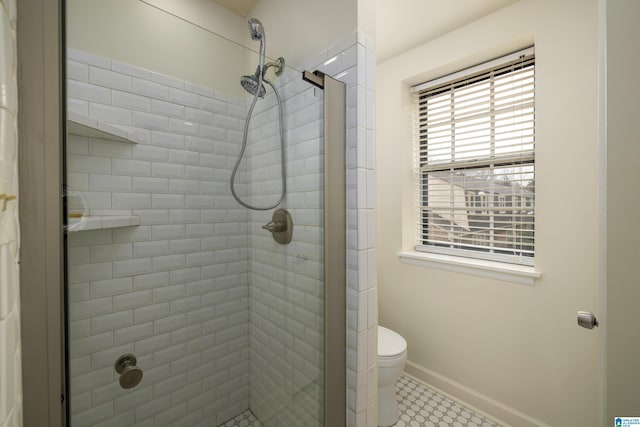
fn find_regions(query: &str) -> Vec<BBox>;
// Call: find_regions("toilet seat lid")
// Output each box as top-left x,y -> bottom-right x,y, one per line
378,325 -> 407,358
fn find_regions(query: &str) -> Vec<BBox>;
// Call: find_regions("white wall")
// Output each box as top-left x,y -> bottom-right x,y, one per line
248,0 -> 358,69
606,0 -> 640,419
376,0 -> 601,425
357,0 -> 376,43
67,0 -> 247,96
138,0 -> 360,70
0,0 -> 22,426
140,0 -> 247,46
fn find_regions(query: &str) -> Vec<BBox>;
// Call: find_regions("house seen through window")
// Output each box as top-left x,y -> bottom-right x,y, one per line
413,47 -> 535,265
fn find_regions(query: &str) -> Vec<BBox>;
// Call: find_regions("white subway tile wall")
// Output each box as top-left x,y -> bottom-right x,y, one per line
0,1 -> 22,426
243,61 -> 325,427
350,31 -> 378,427
65,29 -> 375,427
66,48 -> 251,427
245,32 -> 377,427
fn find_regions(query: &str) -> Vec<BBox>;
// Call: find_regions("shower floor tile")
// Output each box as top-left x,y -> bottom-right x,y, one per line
220,376 -> 501,427
392,374 -> 504,427
219,410 -> 263,427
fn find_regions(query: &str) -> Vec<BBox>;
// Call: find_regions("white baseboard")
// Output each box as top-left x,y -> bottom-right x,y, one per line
404,360 -> 551,427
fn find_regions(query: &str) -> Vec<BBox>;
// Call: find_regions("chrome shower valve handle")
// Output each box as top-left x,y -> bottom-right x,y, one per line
262,220 -> 285,233
262,209 -> 293,244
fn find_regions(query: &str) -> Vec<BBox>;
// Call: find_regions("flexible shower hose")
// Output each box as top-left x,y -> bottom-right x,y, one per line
230,71 -> 287,211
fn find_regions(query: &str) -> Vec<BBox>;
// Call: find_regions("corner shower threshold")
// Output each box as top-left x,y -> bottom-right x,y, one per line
67,215 -> 140,232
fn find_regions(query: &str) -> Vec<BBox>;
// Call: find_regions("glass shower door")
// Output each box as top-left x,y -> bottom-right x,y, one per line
64,2 -> 331,426
244,71 -> 326,426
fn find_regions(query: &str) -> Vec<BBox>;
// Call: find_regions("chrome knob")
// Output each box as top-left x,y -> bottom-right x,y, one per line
114,354 -> 143,389
577,311 -> 599,329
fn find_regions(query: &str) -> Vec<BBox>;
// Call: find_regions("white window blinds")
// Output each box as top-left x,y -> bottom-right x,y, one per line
412,48 -> 535,265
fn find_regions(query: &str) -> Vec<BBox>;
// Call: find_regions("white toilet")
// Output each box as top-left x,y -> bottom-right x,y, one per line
377,325 -> 407,427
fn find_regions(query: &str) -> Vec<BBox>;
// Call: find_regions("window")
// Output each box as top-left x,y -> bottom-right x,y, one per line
413,48 -> 535,266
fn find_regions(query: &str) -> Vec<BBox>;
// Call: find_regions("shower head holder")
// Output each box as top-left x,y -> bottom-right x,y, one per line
265,57 -> 285,76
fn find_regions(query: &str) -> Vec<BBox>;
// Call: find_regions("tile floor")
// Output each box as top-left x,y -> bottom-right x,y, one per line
220,375 -> 503,427
392,374 -> 502,427
219,410 -> 263,427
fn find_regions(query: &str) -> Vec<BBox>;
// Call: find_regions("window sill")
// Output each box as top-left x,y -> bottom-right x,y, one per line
398,251 -> 541,285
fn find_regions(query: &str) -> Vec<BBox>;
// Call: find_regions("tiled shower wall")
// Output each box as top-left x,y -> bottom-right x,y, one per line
244,52 -> 326,427
245,32 -> 377,427
64,29 -> 376,427
334,32 -> 377,427
348,32 -> 377,427
66,48 -> 251,427
0,1 -> 21,426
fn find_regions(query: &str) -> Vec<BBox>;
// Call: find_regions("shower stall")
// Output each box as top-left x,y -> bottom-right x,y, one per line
61,2 -> 373,426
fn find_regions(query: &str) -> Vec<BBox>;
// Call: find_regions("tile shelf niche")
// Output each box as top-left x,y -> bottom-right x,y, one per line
66,111 -> 140,232
67,215 -> 141,232
67,111 -> 139,144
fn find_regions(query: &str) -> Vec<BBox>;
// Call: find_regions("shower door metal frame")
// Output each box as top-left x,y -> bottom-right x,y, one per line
17,0 -> 66,425
324,73 -> 347,427
305,70 -> 347,427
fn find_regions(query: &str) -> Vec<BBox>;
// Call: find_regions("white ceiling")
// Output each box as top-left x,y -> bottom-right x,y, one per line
375,0 -> 517,62
211,0 -> 260,17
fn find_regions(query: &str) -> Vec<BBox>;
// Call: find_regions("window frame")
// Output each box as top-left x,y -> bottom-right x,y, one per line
412,47 -> 536,267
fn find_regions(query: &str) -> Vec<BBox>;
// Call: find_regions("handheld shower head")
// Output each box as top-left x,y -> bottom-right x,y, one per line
240,73 -> 266,98
248,18 -> 266,74
233,18 -> 288,211
241,18 -> 284,97
248,18 -> 264,40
